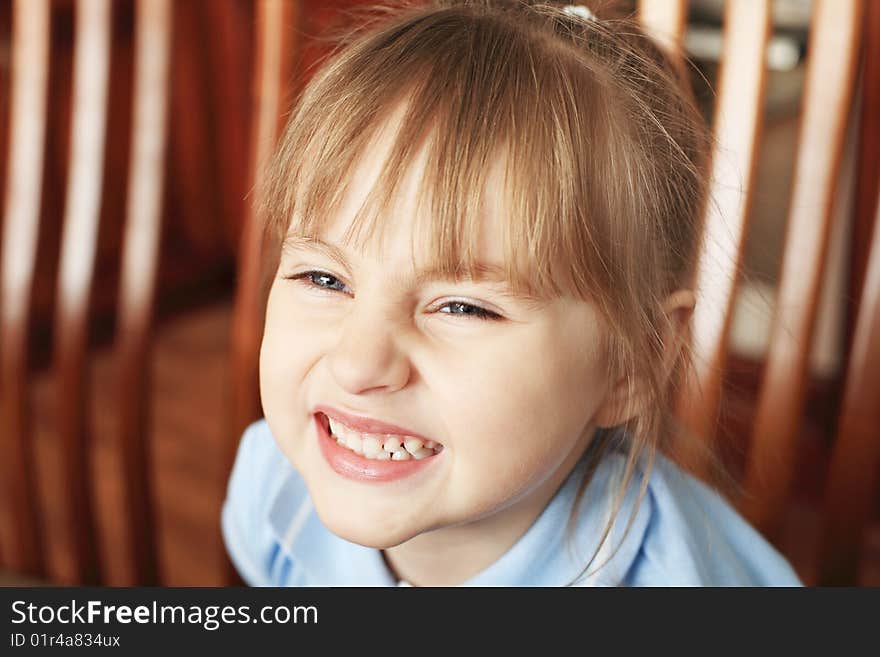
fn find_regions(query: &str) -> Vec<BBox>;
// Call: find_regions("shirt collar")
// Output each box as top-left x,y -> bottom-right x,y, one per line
268,449 -> 653,586
268,470 -> 397,586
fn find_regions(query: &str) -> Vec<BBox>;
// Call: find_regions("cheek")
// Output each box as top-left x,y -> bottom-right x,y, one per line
456,326 -> 605,428
261,282 -> 331,361
258,292 -> 330,468
258,287 -> 320,417
446,333 -> 605,479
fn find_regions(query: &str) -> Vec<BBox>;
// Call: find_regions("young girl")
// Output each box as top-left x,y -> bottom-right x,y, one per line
222,0 -> 802,586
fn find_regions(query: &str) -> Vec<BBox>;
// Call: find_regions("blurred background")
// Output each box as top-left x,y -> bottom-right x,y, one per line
0,0 -> 878,586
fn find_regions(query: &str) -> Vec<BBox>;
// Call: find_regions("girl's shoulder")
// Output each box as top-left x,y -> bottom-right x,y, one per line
226,418 -> 291,487
618,450 -> 804,586
221,419 -> 303,585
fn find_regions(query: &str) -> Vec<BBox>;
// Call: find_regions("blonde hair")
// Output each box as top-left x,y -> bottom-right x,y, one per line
261,0 -> 713,584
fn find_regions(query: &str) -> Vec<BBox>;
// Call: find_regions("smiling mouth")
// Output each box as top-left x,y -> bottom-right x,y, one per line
318,412 -> 444,461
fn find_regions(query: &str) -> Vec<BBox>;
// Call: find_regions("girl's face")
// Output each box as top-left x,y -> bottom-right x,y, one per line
259,119 -> 615,551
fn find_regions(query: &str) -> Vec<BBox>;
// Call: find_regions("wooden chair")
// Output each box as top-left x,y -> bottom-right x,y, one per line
817,0 -> 880,586
641,0 -> 878,585
1,0 -> 172,585
0,0 -> 301,586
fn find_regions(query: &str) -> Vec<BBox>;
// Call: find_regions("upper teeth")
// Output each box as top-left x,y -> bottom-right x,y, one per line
327,417 -> 442,460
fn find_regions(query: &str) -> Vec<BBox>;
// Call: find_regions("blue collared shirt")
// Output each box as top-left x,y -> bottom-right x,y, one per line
221,419 -> 802,586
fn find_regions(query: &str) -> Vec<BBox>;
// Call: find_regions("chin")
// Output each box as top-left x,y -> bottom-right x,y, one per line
310,497 -> 422,549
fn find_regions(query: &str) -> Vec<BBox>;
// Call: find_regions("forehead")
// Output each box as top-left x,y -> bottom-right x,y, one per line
289,104 -> 512,277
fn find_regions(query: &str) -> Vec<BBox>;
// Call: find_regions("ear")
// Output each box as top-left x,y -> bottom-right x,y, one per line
594,289 -> 695,428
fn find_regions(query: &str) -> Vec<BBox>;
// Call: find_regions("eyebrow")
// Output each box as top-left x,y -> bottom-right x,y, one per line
282,235 -> 513,286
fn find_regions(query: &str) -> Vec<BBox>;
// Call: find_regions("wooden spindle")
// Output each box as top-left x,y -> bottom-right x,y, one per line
0,0 -> 51,577
52,0 -> 112,584
114,0 -> 172,586
740,0 -> 864,538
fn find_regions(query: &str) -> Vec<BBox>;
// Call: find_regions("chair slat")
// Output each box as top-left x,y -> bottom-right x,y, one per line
114,0 -> 172,586
849,0 -> 880,345
741,0 -> 864,537
52,0 -> 112,584
818,183 -> 880,586
637,0 -> 688,54
674,1 -> 771,473
167,2 -> 224,260
0,0 -> 51,577
204,1 -> 254,254
226,0 -> 301,584
229,0 -> 300,460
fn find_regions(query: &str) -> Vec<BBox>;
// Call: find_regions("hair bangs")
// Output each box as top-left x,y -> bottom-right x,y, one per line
262,2 -> 624,306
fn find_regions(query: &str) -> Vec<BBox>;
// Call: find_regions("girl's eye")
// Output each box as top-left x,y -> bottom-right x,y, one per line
437,301 -> 502,321
284,270 -> 503,321
286,270 -> 351,294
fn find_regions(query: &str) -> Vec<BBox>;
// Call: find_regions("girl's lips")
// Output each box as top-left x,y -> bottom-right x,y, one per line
314,413 -> 441,483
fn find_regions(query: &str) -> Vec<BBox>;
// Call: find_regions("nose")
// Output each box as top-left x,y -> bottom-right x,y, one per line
327,301 -> 412,396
